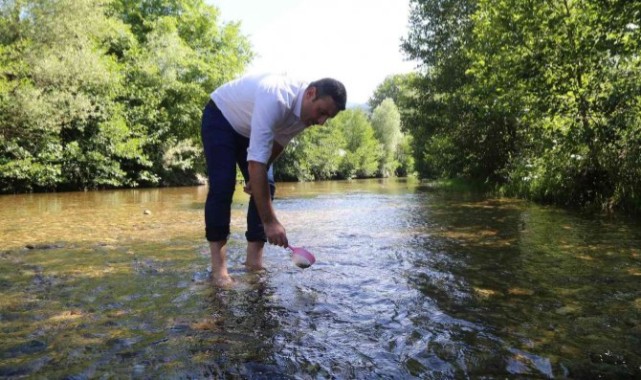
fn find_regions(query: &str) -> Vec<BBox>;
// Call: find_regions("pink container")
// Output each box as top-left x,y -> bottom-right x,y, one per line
289,246 -> 316,269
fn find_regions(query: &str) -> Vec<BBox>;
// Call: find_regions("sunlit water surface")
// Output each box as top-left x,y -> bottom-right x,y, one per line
1,179 -> 640,378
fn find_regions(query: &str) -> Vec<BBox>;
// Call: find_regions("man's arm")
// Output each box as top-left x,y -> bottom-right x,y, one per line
243,141 -> 284,195
248,159 -> 288,247
267,141 -> 285,166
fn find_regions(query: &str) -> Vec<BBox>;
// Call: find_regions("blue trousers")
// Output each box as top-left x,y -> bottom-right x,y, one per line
201,100 -> 275,242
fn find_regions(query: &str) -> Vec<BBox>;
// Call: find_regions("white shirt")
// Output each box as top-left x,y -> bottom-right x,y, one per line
211,73 -> 308,164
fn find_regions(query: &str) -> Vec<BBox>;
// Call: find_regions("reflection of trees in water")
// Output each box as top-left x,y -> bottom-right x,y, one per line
403,192 -> 641,378
402,194 -> 531,377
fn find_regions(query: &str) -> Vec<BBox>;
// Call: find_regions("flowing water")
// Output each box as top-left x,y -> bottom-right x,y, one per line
1,179 -> 640,379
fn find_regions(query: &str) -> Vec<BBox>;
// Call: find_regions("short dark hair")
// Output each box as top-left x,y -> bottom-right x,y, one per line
309,78 -> 347,111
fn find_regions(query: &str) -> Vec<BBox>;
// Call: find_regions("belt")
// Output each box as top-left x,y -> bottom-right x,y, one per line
206,98 -> 219,111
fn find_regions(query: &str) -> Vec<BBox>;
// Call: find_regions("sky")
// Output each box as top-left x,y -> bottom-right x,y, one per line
209,0 -> 418,105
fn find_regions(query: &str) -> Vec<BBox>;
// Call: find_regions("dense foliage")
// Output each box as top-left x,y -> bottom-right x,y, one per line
402,0 -> 641,212
0,0 -> 414,193
275,103 -> 414,181
0,0 -> 251,192
7,0 -> 637,215
368,72 -> 418,131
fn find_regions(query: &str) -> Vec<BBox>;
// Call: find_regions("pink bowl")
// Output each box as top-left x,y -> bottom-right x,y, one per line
289,246 -> 316,269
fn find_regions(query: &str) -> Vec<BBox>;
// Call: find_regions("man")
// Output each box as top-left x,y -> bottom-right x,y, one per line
201,73 -> 347,286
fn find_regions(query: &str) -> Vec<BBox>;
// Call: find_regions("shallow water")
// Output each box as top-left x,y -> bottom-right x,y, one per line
1,179 -> 640,378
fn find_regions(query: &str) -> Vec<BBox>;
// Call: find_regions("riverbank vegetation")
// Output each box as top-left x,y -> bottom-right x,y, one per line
2,0 -> 640,215
401,0 -> 641,213
1,0 -> 251,192
0,0 -> 411,193
274,102 -> 413,181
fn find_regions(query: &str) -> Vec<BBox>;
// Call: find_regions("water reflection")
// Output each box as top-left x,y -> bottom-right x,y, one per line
1,179 -> 640,378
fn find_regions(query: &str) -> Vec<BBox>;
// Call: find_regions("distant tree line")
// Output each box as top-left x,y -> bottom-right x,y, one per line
398,0 -> 641,213
275,101 -> 414,181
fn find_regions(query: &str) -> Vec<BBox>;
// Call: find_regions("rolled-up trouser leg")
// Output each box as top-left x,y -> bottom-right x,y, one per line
201,102 -> 249,241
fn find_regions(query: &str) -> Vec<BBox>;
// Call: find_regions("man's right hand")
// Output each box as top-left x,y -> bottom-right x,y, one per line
264,220 -> 288,247
247,160 -> 288,246
243,182 -> 252,195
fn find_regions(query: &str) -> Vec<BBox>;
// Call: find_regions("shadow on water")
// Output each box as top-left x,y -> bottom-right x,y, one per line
1,179 -> 640,378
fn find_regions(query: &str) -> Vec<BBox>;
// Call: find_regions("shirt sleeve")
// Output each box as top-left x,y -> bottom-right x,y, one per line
247,86 -> 288,164
275,130 -> 299,148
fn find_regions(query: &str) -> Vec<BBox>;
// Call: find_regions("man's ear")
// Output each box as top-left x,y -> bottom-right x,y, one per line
305,86 -> 317,100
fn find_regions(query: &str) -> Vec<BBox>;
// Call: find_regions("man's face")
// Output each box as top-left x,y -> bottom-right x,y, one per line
300,87 -> 340,127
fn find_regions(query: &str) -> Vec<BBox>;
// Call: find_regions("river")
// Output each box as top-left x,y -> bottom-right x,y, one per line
1,178 -> 640,378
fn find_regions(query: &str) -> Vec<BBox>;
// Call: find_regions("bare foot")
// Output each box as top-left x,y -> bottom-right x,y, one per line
245,241 -> 265,271
244,261 -> 266,272
211,274 -> 234,288
208,240 -> 233,287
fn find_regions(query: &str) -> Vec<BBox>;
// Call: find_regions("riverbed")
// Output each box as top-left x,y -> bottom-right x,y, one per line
1,179 -> 640,378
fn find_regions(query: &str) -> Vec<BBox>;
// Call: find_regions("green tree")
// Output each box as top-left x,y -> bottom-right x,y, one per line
369,73 -> 421,141
370,98 -> 402,176
112,0 -> 253,186
368,73 -> 418,116
401,0 -> 478,179
335,109 -> 382,179
403,0 -> 641,212
467,0 -> 641,209
276,109 -> 383,181
395,133 -> 415,177
0,0 -> 148,191
275,124 -> 346,181
0,0 -> 253,192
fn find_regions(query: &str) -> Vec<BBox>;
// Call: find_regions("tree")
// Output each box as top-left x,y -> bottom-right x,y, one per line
402,0 -> 641,212
275,124 -> 346,181
0,0 -> 253,192
276,108 -> 383,181
401,0 -> 479,179
468,0 -> 641,209
369,72 -> 419,135
112,0 -> 253,186
370,98 -> 402,176
335,109 -> 382,179
395,133 -> 415,177
368,73 -> 417,112
0,0 -> 146,191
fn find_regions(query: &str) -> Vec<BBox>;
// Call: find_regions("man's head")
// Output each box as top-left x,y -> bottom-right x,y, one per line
300,78 -> 347,126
